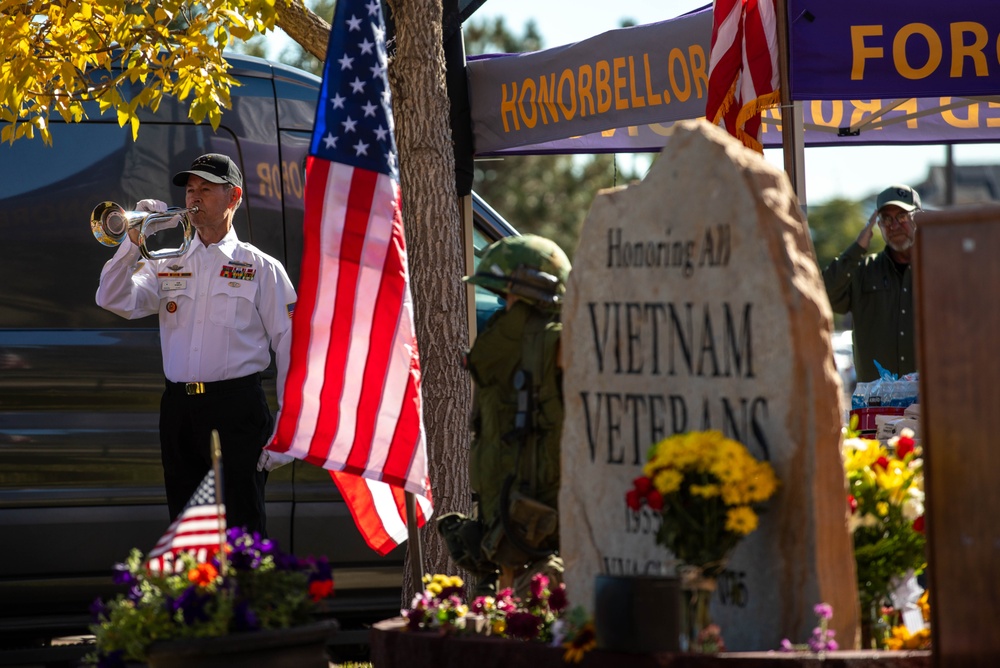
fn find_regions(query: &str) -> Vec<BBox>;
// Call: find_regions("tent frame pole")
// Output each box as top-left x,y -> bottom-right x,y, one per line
776,0 -> 807,210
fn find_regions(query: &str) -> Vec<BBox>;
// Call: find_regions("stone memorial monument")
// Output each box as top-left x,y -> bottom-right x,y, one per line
559,119 -> 858,650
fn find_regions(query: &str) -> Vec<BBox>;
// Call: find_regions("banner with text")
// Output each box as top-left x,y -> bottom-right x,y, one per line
480,96 -> 1000,155
788,0 -> 1000,100
468,2 -> 1000,155
468,8 -> 714,154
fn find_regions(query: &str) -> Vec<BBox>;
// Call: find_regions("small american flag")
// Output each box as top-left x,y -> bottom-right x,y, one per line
266,0 -> 432,556
146,469 -> 226,574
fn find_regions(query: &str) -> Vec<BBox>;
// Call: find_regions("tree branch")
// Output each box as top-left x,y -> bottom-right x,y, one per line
274,0 -> 331,62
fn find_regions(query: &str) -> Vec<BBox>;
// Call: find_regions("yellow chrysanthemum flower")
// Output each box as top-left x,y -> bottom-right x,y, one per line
654,468 -> 683,495
876,501 -> 889,516
689,483 -> 720,498
725,506 -> 759,535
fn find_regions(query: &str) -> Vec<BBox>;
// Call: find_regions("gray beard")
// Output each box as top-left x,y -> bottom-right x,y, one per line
887,237 -> 914,253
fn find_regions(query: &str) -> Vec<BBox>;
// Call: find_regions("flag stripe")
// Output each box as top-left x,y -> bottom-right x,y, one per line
344,176 -> 400,471
272,156 -> 329,453
707,0 -> 780,151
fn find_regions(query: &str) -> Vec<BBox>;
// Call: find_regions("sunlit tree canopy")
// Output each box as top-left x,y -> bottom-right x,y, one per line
0,0 -> 278,144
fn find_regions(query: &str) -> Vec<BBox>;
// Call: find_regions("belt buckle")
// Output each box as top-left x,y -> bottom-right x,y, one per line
185,382 -> 205,395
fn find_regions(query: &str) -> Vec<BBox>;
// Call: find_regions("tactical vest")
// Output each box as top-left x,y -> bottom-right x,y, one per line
465,300 -> 563,555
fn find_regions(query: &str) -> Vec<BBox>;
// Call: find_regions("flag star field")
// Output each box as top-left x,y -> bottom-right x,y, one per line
311,0 -> 398,179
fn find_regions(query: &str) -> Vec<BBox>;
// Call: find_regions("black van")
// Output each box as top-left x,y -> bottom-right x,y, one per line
0,53 -> 513,647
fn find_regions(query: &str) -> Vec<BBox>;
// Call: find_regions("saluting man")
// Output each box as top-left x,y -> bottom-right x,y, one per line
96,153 -> 296,534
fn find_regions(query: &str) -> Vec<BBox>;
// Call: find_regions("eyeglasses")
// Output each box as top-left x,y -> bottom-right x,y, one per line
879,211 -> 914,227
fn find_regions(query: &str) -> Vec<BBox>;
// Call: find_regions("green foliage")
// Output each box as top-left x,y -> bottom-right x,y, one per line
806,197 -> 885,270
0,0 -> 278,145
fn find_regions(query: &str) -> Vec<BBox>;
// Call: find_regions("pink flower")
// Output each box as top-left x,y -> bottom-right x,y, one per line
813,603 -> 833,620
529,574 -> 549,601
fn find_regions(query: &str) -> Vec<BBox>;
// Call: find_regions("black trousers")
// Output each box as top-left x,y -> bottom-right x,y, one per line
159,374 -> 272,535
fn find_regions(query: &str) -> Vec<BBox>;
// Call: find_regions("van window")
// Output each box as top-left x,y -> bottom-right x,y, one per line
0,122 -> 244,329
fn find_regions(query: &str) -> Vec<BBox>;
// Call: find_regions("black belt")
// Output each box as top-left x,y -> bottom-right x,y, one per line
165,373 -> 261,396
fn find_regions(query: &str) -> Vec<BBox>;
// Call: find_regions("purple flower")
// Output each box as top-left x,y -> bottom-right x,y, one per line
308,556 -> 333,583
813,603 -> 833,620
89,598 -> 109,623
274,552 -> 301,571
779,638 -> 794,652
111,563 -> 135,587
233,601 -> 260,632
172,586 -> 211,625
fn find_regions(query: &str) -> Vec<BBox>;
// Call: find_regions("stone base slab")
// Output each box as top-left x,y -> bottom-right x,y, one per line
370,618 -> 931,668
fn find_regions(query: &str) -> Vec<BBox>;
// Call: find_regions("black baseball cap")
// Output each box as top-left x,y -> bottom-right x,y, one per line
876,184 -> 920,212
172,153 -> 243,188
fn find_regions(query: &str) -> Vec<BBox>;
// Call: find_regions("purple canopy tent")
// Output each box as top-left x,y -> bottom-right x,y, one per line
465,1 -> 1000,157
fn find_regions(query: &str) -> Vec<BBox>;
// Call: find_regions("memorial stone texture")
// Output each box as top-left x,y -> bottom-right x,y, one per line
558,120 -> 859,650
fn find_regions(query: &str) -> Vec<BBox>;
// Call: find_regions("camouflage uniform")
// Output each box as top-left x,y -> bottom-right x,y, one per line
438,235 -> 571,596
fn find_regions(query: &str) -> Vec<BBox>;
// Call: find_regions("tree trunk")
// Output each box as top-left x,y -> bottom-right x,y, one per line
274,0 -> 331,61
386,0 -> 472,601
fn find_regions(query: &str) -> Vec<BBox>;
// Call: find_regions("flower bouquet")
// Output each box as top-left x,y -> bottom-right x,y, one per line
842,426 -> 926,648
402,573 -> 596,663
626,430 -> 779,651
87,527 -> 335,667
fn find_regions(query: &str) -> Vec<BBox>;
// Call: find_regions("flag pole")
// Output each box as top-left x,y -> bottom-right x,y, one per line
405,491 -> 424,591
775,0 -> 807,210
210,429 -> 228,573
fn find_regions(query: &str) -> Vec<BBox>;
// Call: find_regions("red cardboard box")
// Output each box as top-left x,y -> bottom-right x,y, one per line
850,407 -> 906,433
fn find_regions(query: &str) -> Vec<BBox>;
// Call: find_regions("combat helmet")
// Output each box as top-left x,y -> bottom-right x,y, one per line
464,234 -> 571,307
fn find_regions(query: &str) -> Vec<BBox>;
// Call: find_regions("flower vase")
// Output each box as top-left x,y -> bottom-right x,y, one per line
860,597 -> 890,650
593,574 -> 681,653
678,565 -> 720,653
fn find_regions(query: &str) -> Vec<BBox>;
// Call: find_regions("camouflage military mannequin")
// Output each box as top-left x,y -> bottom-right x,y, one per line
438,235 -> 571,597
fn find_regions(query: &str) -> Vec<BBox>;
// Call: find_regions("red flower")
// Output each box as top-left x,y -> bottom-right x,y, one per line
912,516 -> 925,534
847,494 -> 858,514
633,476 -> 653,496
896,435 -> 915,459
626,489 -> 642,511
646,489 -> 664,511
308,579 -> 334,601
875,456 -> 890,470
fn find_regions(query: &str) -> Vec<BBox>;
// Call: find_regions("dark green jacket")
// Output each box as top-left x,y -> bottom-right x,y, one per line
823,242 -> 915,383
466,300 -> 563,526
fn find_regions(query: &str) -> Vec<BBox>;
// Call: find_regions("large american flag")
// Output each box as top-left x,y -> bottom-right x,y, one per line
146,469 -> 226,574
706,0 -> 779,152
266,0 -> 432,556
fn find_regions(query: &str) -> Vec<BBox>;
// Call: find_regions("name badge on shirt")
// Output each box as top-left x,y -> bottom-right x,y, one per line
162,279 -> 187,291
